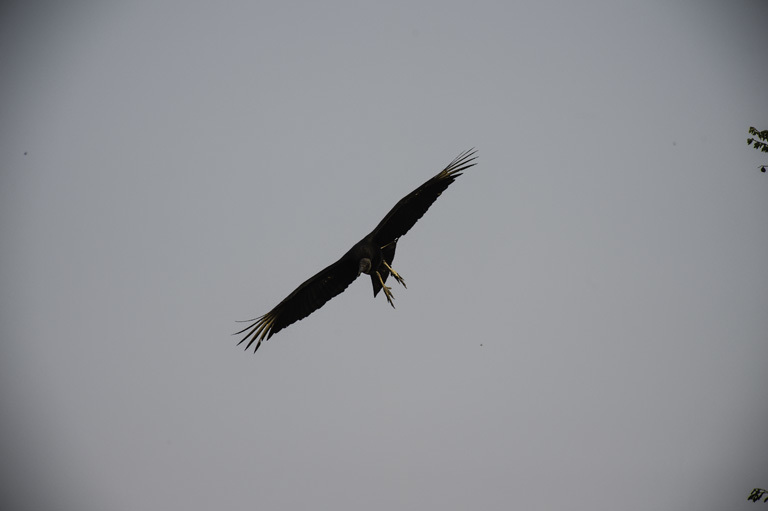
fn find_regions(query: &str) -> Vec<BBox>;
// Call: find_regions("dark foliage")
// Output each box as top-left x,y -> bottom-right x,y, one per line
748,488 -> 768,503
747,127 -> 767,172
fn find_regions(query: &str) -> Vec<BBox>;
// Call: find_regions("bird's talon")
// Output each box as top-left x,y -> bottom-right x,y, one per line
380,280 -> 396,308
382,261 -> 407,288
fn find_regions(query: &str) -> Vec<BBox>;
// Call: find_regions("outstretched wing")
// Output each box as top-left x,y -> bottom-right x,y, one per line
235,255 -> 359,352
369,149 -> 477,247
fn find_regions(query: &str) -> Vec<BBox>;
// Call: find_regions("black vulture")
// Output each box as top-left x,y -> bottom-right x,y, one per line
236,149 -> 478,352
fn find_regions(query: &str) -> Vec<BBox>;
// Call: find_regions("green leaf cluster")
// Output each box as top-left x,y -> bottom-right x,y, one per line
747,126 -> 767,172
747,126 -> 768,153
748,488 -> 768,503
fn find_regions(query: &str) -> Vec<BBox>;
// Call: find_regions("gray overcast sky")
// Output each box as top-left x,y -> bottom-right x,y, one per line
1,1 -> 767,510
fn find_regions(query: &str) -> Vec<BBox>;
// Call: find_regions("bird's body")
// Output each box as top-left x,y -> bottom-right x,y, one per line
236,149 -> 477,351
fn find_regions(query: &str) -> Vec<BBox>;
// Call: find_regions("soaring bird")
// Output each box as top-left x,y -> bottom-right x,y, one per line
236,149 -> 478,352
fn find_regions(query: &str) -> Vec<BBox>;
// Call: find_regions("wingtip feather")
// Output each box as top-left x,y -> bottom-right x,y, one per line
234,312 -> 277,353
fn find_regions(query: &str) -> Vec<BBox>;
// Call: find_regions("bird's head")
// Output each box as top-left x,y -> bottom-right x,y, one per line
358,258 -> 371,276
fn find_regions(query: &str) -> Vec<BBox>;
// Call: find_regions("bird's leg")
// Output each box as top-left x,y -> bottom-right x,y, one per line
382,261 -> 406,288
376,271 -> 396,308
